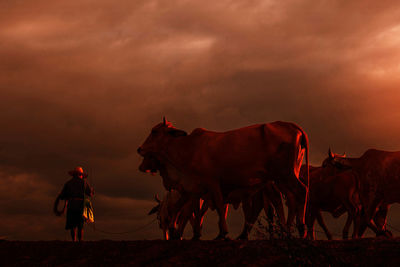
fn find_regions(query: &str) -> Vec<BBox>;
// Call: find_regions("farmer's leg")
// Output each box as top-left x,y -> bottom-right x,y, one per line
78,225 -> 84,242
70,227 -> 77,242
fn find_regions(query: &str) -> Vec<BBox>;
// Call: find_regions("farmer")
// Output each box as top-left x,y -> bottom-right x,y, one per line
54,166 -> 94,242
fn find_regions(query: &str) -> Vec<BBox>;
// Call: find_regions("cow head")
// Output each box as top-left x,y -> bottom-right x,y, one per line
139,154 -> 161,175
322,148 -> 352,171
137,117 -> 187,160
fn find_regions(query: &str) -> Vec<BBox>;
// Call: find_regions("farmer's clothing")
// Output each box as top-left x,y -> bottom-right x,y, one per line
65,209 -> 84,230
59,176 -> 93,230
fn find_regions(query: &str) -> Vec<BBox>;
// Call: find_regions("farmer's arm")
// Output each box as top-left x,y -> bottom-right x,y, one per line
85,181 -> 94,197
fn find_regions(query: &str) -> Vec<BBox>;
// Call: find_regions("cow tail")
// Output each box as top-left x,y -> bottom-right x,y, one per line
297,126 -> 309,224
304,132 -> 309,220
301,130 -> 309,190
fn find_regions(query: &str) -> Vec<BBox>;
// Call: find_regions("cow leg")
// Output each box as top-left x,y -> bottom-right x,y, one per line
374,204 -> 391,237
265,186 -> 286,232
352,212 -> 361,239
364,197 -> 383,236
316,211 -> 333,240
285,191 -> 297,233
296,202 -> 307,238
351,196 -> 361,239
169,193 -> 190,240
176,197 -> 199,240
238,193 -> 264,240
341,196 -> 360,239
286,195 -> 305,238
215,204 -> 229,240
190,197 -> 204,240
290,181 -> 307,238
296,213 -> 306,238
306,210 -> 316,240
237,197 -> 253,240
290,193 -> 306,238
211,187 -> 229,240
163,230 -> 169,240
342,212 -> 352,239
198,199 -> 209,232
357,207 -> 369,237
265,204 -> 275,237
188,199 -> 209,240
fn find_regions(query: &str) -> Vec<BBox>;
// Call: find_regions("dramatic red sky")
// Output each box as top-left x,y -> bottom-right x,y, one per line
1,0 -> 400,240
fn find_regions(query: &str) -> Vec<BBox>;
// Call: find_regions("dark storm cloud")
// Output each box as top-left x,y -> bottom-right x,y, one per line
1,0 -> 400,240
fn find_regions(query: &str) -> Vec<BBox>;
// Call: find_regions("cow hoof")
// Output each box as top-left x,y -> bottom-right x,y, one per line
297,224 -> 306,238
379,230 -> 393,238
169,232 -> 181,240
385,230 -> 393,237
214,233 -> 229,240
191,235 -> 201,241
236,234 -> 248,240
377,230 -> 391,238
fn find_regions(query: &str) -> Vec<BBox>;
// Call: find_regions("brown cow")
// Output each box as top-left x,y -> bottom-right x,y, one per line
141,154 -> 205,240
300,164 -> 361,240
142,154 -> 285,240
148,191 -> 207,240
148,191 -> 180,240
138,118 -> 309,239
322,148 -> 399,237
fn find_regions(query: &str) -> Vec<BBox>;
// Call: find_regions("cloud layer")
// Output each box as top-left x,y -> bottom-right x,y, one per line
1,0 -> 400,240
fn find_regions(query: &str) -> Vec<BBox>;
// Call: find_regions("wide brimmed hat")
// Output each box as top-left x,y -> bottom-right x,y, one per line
68,166 -> 88,178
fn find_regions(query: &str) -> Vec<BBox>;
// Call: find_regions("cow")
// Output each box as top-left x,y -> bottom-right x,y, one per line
138,118 -> 309,239
300,164 -> 361,240
148,191 -> 180,240
141,154 -> 206,240
142,154 -> 286,240
321,148 -> 400,237
148,191 -> 207,240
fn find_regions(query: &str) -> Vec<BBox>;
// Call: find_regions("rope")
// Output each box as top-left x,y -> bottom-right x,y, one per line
90,218 -> 157,235
83,166 -> 158,236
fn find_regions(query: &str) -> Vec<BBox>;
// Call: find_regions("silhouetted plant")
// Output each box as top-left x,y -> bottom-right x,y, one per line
252,215 -> 344,266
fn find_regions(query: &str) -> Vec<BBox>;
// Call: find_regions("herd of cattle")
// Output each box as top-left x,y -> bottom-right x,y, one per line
137,118 -> 399,240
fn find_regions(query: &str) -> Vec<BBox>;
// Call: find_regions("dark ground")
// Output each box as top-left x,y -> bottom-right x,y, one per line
1,238 -> 400,266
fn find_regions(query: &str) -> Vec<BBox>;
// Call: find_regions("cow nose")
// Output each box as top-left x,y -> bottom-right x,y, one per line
137,147 -> 142,154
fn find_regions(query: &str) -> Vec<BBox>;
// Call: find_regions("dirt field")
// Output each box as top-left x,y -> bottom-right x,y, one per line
1,238 -> 400,266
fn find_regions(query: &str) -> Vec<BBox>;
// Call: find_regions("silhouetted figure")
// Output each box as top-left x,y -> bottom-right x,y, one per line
54,167 -> 94,242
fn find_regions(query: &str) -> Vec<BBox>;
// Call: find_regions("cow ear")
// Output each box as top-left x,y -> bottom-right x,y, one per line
148,204 -> 160,215
163,117 -> 166,126
328,148 -> 334,159
168,129 -> 187,137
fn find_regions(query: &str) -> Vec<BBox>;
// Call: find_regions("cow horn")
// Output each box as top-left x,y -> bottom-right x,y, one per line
154,194 -> 161,203
328,148 -> 334,159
